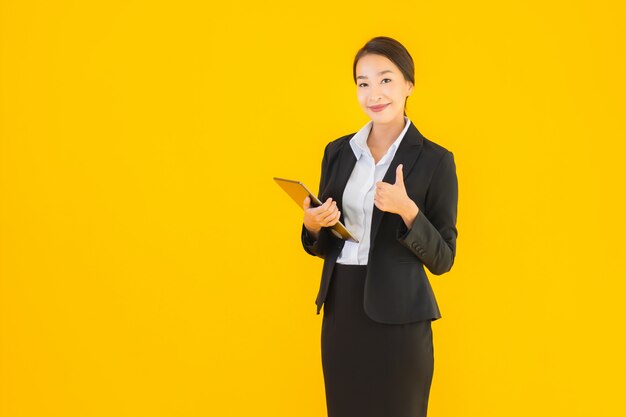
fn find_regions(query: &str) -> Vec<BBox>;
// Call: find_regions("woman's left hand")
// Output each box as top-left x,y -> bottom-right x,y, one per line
374,164 -> 418,219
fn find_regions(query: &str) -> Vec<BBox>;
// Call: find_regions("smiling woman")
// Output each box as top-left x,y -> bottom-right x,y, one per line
301,36 -> 459,417
354,42 -> 415,119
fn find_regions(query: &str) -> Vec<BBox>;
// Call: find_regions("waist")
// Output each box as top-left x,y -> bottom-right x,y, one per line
335,262 -> 368,269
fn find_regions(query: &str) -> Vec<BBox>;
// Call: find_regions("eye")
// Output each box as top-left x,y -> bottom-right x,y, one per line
359,79 -> 391,87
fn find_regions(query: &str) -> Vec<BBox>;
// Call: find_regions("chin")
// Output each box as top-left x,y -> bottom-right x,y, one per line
369,112 -> 396,124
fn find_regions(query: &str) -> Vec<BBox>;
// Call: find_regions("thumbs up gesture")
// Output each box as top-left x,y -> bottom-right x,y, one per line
374,164 -> 414,215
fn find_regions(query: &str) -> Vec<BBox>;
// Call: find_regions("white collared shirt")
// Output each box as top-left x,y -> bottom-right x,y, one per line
336,116 -> 412,265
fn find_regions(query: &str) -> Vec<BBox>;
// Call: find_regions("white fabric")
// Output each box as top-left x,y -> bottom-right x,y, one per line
336,116 -> 411,265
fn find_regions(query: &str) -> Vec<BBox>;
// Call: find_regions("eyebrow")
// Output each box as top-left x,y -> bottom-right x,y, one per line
356,70 -> 394,80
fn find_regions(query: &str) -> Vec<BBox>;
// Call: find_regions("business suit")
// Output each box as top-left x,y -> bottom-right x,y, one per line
300,120 -> 458,417
301,121 -> 458,324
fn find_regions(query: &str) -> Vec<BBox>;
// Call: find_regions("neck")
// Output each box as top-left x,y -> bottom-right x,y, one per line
367,115 -> 406,148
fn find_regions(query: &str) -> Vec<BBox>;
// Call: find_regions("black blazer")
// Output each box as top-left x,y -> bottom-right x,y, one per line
301,122 -> 458,324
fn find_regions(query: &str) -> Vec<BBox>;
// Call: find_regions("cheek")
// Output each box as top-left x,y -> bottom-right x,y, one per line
356,89 -> 367,103
387,85 -> 403,100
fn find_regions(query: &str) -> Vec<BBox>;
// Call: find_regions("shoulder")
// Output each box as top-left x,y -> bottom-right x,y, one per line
419,133 -> 455,169
422,133 -> 452,157
323,132 -> 356,157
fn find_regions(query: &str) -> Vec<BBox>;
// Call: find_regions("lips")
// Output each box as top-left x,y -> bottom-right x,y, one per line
369,103 -> 389,112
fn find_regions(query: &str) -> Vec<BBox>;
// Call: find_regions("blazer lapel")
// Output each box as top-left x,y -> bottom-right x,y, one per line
369,122 -> 424,245
329,139 -> 357,225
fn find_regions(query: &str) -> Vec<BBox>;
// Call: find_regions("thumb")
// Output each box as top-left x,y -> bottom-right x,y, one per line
303,195 -> 310,209
395,164 -> 404,186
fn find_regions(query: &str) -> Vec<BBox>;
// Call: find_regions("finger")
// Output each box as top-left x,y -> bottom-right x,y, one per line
395,164 -> 404,186
314,202 -> 332,223
303,195 -> 310,209
320,204 -> 338,223
374,195 -> 384,209
323,200 -> 337,214
314,199 -> 333,214
328,210 -> 341,226
325,209 -> 341,226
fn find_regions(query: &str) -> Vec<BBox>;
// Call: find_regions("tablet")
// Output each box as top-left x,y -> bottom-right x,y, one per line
273,177 -> 359,243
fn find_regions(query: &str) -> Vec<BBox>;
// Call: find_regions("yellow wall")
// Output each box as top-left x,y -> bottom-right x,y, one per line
1,1 -> 625,416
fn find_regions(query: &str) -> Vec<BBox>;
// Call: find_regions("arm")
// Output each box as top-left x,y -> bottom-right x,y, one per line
301,223 -> 328,258
396,151 -> 458,275
301,143 -> 331,259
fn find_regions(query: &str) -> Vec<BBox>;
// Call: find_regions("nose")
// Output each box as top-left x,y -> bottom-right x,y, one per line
369,85 -> 383,103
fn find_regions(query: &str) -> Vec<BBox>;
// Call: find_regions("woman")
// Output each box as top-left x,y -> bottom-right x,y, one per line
301,36 -> 458,417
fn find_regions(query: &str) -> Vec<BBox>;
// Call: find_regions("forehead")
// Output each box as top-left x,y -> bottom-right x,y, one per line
356,54 -> 398,77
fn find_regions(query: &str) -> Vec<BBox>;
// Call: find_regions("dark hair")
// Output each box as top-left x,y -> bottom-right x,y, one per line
352,36 -> 415,117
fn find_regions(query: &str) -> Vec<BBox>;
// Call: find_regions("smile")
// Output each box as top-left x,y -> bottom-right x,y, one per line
369,103 -> 390,112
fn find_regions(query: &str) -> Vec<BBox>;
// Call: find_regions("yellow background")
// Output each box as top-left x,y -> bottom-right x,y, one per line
1,1 -> 625,416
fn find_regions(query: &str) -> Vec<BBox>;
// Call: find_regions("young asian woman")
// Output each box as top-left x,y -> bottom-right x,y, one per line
300,36 -> 458,417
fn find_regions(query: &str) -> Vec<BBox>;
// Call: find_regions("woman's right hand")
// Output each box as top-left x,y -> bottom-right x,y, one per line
303,196 -> 341,239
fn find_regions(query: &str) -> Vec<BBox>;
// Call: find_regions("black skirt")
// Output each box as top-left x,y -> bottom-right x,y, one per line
321,263 -> 434,417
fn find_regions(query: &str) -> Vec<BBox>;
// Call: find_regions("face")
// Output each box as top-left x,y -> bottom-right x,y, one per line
355,53 -> 414,125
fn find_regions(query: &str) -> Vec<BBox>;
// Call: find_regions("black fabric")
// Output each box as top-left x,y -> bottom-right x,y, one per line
321,263 -> 434,417
301,122 -> 458,323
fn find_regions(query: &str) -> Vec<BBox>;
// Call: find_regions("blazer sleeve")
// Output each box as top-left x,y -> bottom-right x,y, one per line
396,151 -> 458,275
301,143 -> 332,259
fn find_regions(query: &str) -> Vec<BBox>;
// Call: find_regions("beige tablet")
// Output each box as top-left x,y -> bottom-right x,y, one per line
273,177 -> 359,243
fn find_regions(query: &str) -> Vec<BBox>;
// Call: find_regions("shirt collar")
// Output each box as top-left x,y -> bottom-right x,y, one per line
349,116 -> 412,161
